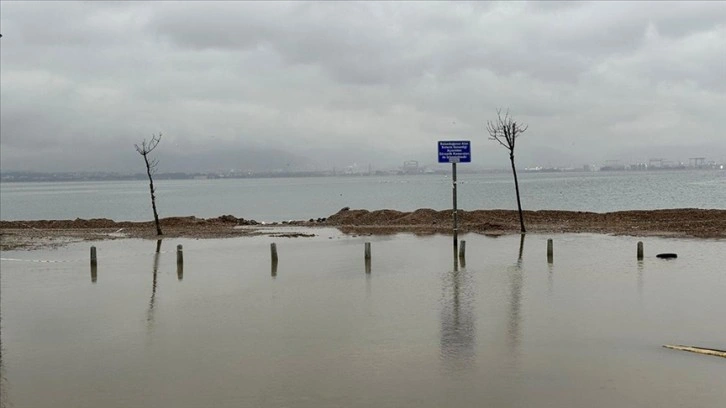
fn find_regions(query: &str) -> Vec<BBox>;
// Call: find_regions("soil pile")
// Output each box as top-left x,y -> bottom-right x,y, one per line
2,208 -> 724,250
325,207 -> 726,238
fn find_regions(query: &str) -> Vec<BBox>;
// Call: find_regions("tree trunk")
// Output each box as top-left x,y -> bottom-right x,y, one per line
510,152 -> 526,233
143,153 -> 163,236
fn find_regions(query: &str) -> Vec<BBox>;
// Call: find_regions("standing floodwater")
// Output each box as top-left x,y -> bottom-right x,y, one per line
1,232 -> 725,407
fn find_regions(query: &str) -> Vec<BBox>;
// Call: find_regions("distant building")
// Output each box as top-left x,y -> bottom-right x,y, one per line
402,160 -> 420,174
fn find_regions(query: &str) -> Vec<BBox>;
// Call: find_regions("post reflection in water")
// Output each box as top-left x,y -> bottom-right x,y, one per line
637,260 -> 644,299
90,263 -> 98,283
440,249 -> 476,373
365,271 -> 372,299
271,259 -> 278,278
547,263 -> 554,295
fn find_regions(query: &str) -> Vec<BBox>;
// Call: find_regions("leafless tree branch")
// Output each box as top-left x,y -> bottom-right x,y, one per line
486,109 -> 527,153
486,108 -> 528,233
135,133 -> 163,236
135,133 -> 161,155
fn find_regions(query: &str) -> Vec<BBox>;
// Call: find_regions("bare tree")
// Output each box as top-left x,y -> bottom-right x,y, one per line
487,109 -> 528,233
135,133 -> 163,236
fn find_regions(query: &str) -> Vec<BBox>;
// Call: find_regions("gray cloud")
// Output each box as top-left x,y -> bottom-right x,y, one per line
1,1 -> 725,173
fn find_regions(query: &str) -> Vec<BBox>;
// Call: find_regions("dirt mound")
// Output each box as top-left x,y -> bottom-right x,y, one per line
2,208 -> 724,251
324,208 -> 726,238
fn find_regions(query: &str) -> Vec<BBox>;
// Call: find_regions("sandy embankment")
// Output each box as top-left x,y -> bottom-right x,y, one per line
1,208 -> 724,250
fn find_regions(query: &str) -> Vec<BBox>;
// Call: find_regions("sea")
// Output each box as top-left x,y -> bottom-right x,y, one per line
1,170 -> 725,222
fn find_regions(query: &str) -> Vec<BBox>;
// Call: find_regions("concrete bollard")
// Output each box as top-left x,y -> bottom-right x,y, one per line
637,241 -> 644,260
364,242 -> 371,260
176,244 -> 183,264
547,239 -> 553,263
90,246 -> 97,266
271,243 -> 278,263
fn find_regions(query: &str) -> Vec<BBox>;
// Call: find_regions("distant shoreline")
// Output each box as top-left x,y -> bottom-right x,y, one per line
1,166 -> 724,183
1,208 -> 724,251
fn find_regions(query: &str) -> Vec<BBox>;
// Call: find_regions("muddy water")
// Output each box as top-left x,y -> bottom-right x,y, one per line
1,231 -> 724,408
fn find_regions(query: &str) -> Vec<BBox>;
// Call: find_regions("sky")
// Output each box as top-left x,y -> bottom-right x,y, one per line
1,1 -> 725,173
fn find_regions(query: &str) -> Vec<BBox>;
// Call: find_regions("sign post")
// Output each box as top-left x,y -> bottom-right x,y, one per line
438,141 -> 471,256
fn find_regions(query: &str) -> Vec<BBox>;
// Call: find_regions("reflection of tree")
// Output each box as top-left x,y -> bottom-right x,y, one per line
147,241 -> 162,326
507,266 -> 524,355
1,275 -> 7,408
507,235 -> 525,356
517,234 -> 525,266
440,262 -> 476,373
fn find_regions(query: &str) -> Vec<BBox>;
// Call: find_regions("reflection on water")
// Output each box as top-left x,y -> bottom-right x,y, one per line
507,265 -> 524,357
271,259 -> 278,278
507,234 -> 526,358
90,263 -> 97,283
147,243 -> 162,326
0,271 -> 7,408
507,234 -> 528,362
3,234 -> 726,408
517,234 -> 525,266
458,240 -> 466,269
440,252 -> 476,373
637,260 -> 644,299
547,262 -> 554,295
365,271 -> 372,299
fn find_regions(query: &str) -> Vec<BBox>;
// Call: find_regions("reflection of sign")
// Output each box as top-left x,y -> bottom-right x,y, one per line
438,140 -> 471,163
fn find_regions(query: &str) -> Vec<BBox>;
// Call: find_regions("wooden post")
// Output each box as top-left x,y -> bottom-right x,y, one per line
177,263 -> 184,281
637,241 -> 644,260
271,259 -> 278,277
458,240 -> 466,260
90,246 -> 97,266
547,239 -> 553,263
364,242 -> 372,274
271,243 -> 278,263
91,264 -> 97,283
176,244 -> 183,264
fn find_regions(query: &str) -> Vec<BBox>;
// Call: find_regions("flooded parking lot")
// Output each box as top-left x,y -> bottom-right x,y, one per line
1,231 -> 724,408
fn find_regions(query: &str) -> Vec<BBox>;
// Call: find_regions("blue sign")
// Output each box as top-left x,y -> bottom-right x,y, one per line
438,140 -> 471,163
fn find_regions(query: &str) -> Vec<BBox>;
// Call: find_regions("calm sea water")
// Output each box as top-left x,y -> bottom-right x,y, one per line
1,232 -> 725,407
1,170 -> 725,222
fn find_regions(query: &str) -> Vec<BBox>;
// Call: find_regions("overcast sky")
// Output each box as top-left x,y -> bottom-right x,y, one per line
1,1 -> 725,173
